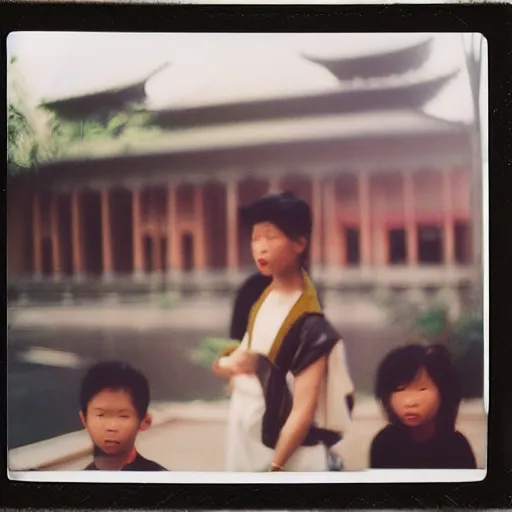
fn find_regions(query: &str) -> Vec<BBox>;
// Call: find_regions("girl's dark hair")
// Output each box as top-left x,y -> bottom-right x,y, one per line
80,361 -> 150,419
239,191 -> 312,270
375,344 -> 462,432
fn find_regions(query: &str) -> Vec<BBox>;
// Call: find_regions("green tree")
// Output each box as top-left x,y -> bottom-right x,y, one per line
38,103 -> 161,159
7,54 -> 58,173
377,291 -> 484,398
8,53 -> 163,168
7,102 -> 34,172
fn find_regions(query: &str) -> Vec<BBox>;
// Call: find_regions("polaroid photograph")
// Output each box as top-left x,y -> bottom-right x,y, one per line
7,31 -> 488,484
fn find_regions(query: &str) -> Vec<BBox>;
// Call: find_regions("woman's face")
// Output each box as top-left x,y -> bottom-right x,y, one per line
251,222 -> 305,277
390,367 -> 441,429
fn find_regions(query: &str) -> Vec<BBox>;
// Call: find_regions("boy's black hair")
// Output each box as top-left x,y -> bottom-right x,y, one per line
375,344 -> 462,433
239,191 -> 312,269
79,361 -> 150,419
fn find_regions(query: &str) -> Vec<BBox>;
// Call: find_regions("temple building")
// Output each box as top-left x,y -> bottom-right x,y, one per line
7,37 -> 476,299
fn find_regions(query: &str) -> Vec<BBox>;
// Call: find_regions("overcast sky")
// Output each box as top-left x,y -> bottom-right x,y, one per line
7,32 -> 481,123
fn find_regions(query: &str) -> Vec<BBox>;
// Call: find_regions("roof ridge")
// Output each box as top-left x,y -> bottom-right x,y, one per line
416,108 -> 473,128
40,61 -> 171,108
301,36 -> 433,67
148,70 -> 458,115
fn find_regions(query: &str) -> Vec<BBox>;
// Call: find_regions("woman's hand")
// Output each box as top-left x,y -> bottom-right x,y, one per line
211,357 -> 234,378
229,350 -> 260,375
211,350 -> 260,378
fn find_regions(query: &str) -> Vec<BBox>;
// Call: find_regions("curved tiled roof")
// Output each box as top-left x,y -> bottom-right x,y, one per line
302,37 -> 433,81
40,62 -> 171,120
38,36 -> 449,120
150,71 -> 459,128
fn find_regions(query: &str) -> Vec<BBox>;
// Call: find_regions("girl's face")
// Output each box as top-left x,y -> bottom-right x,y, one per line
251,222 -> 305,277
390,367 -> 440,429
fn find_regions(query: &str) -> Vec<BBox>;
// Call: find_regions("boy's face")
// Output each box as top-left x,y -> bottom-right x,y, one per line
251,222 -> 306,277
79,388 -> 151,457
390,367 -> 440,429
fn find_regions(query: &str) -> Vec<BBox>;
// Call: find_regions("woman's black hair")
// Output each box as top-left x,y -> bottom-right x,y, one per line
375,344 -> 462,433
80,361 -> 150,419
239,191 -> 312,270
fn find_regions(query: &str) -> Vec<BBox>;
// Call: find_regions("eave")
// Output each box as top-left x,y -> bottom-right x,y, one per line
151,70 -> 458,129
39,62 -> 170,120
302,37 -> 433,81
12,108 -> 470,185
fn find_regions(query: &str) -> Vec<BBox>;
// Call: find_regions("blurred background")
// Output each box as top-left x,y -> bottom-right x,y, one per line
7,32 -> 486,471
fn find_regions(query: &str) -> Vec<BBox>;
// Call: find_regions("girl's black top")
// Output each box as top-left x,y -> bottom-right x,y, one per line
370,424 -> 477,469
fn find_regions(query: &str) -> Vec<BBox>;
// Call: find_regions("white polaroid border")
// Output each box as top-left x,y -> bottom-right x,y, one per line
9,469 -> 487,484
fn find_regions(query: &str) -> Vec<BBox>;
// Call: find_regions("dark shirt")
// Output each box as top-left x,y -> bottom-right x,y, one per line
370,424 -> 477,469
85,452 -> 167,471
229,273 -> 272,341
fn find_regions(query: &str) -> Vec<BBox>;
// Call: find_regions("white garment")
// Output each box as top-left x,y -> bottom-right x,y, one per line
226,290 -> 328,472
316,341 -> 354,444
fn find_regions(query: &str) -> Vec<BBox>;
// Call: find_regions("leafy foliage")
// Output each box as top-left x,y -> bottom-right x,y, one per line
377,290 -> 484,398
40,104 -> 162,159
189,338 -> 240,368
8,51 -> 162,171
8,55 -> 59,172
8,101 -> 37,171
451,313 -> 484,398
451,313 -> 484,357
414,307 -> 449,345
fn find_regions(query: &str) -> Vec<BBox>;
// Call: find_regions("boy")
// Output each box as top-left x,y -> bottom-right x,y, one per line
79,361 -> 167,471
213,191 -> 354,472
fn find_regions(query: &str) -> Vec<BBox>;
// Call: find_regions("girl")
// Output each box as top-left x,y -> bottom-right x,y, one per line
212,191 -> 354,472
370,344 -> 477,469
